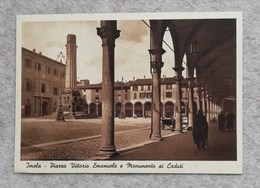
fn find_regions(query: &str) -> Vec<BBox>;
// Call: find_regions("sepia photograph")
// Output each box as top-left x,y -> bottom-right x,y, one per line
15,12 -> 242,173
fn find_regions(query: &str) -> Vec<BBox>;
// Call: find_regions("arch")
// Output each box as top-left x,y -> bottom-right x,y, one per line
25,104 -> 31,117
144,101 -> 152,117
98,102 -> 102,117
125,102 -> 133,117
181,101 -> 186,116
73,97 -> 78,103
84,103 -> 88,114
89,103 -> 96,116
165,101 -> 174,118
42,101 -> 49,115
115,102 -> 122,117
134,102 -> 143,117
149,20 -> 168,49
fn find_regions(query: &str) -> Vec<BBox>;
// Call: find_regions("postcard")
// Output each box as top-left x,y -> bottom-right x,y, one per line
15,12 -> 242,173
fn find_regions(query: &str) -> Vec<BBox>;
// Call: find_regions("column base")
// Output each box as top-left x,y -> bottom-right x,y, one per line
150,134 -> 162,142
174,128 -> 183,133
97,146 -> 119,159
187,125 -> 193,131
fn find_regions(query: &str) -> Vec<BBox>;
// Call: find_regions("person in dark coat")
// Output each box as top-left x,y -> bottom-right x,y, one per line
226,112 -> 235,131
193,110 -> 209,149
218,111 -> 226,131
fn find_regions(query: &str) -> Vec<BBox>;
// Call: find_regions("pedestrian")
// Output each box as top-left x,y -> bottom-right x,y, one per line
226,112 -> 235,131
193,110 -> 209,150
218,111 -> 225,131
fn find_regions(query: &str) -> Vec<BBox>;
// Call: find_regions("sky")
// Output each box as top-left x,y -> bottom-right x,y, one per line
22,20 -> 186,84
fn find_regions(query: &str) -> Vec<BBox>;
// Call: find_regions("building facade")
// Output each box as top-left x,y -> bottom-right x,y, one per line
80,77 -> 197,118
21,48 -> 66,118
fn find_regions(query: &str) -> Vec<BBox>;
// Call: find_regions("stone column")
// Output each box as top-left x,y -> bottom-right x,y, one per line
88,104 -> 90,115
149,48 -> 165,141
162,103 -> 165,117
212,97 -> 216,118
188,78 -> 194,128
96,102 -> 99,116
97,21 -> 120,157
195,66 -> 202,111
202,90 -> 207,116
173,67 -> 184,133
142,103 -> 145,118
207,94 -> 211,122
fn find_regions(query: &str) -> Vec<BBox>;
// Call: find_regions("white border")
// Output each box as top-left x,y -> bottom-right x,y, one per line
15,12 -> 242,174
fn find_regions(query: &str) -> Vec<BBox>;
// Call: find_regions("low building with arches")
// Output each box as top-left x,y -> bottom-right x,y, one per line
79,76 -> 198,119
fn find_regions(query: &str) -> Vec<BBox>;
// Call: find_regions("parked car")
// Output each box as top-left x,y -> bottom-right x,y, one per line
161,117 -> 175,130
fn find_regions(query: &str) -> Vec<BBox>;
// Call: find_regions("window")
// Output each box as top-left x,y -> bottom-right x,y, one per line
62,72 -> 65,77
38,63 -> 41,71
25,58 -> 32,68
139,93 -> 145,99
146,93 -> 151,99
46,66 -> 51,74
134,93 -> 137,99
96,89 -> 99,93
147,85 -> 151,91
125,94 -> 128,100
166,92 -> 172,98
54,68 -> 57,75
133,86 -> 138,91
141,85 -> 144,91
53,87 -> 58,95
41,83 -> 46,93
166,84 -> 172,90
26,81 -> 33,92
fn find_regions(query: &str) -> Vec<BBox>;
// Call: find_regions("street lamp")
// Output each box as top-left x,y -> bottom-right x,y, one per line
191,25 -> 200,55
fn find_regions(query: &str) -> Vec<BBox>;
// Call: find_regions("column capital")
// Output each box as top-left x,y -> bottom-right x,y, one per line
97,25 -> 120,41
150,61 -> 164,73
173,66 -> 185,72
148,48 -> 166,55
172,67 -> 184,80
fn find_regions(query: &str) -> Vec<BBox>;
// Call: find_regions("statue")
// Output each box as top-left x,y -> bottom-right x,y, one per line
56,100 -> 65,122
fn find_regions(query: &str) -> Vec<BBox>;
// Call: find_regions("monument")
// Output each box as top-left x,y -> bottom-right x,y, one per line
60,34 -> 85,119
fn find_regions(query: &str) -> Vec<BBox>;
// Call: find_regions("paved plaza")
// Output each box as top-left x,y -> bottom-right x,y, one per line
21,118 -> 236,161
21,118 -> 176,160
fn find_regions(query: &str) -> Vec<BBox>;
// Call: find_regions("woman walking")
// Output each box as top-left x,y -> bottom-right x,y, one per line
193,110 -> 209,149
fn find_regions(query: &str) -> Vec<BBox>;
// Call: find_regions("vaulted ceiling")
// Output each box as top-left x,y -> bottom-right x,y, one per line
167,19 -> 236,104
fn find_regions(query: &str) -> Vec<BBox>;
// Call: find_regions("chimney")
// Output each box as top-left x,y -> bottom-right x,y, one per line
33,48 -> 36,53
133,76 -> 135,81
39,51 -> 42,55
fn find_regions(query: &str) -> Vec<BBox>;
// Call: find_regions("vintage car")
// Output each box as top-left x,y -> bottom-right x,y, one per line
161,116 -> 188,131
161,117 -> 175,130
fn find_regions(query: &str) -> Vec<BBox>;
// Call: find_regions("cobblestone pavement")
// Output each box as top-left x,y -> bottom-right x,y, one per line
21,118 -> 176,160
